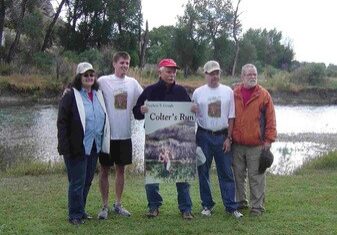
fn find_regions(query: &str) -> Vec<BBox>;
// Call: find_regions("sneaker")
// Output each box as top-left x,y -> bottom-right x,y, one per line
113,203 -> 131,217
250,210 -> 262,217
182,211 -> 194,220
146,208 -> 159,218
201,207 -> 212,216
82,212 -> 93,220
97,207 -> 109,220
69,218 -> 85,225
231,210 -> 243,219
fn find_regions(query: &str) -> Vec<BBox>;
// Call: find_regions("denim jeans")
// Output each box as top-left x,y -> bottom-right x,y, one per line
196,129 -> 238,212
63,146 -> 98,220
145,182 -> 192,213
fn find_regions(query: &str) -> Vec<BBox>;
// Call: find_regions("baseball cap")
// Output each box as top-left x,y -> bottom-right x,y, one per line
158,58 -> 180,69
76,62 -> 95,75
258,149 -> 274,174
203,60 -> 221,73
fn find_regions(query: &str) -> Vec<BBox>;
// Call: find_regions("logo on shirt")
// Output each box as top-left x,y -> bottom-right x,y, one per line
114,92 -> 128,109
208,100 -> 221,118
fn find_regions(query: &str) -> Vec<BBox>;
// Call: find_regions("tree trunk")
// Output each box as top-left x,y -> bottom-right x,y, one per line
6,0 -> 28,63
138,20 -> 148,68
0,0 -> 6,48
232,44 -> 240,77
41,0 -> 67,51
231,0 -> 242,77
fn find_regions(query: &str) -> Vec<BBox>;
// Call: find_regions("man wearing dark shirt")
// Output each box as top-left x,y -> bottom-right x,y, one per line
133,58 -> 193,220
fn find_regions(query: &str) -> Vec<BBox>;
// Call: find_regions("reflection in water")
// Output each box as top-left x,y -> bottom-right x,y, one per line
270,141 -> 331,175
0,105 -> 59,170
0,104 -> 336,175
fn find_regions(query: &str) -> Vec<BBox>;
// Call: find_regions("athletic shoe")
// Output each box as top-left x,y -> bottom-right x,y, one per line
182,211 -> 194,220
201,207 -> 212,216
97,206 -> 109,220
231,210 -> 243,219
113,203 -> 131,217
146,208 -> 159,218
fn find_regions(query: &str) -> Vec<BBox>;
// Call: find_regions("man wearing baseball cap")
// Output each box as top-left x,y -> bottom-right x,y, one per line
191,60 -> 243,219
133,58 -> 194,220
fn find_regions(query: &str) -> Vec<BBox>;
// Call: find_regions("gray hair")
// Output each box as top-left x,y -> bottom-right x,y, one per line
241,64 -> 257,76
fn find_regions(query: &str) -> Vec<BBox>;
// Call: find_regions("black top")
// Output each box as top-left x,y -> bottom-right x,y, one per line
133,79 -> 191,120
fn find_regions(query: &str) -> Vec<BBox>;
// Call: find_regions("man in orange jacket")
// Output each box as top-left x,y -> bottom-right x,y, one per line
232,64 -> 277,216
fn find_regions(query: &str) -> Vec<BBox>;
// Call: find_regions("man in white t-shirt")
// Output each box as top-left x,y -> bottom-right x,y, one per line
192,60 -> 242,219
96,51 -> 143,219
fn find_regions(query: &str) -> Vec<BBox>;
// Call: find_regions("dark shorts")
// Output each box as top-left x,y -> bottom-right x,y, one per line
99,139 -> 132,166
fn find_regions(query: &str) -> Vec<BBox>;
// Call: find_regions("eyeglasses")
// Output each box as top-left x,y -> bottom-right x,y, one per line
83,73 -> 95,77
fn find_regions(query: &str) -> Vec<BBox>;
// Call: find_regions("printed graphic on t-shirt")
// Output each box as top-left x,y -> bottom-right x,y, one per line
208,100 -> 221,117
114,92 -> 128,109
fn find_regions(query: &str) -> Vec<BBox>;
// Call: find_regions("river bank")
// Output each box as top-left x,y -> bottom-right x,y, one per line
1,160 -> 337,234
1,87 -> 337,106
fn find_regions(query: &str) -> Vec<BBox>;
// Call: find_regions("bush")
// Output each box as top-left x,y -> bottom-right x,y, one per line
32,52 -> 54,74
326,63 -> 337,77
290,63 -> 326,85
78,48 -> 102,67
97,46 -> 116,76
262,65 -> 280,79
0,62 -> 13,75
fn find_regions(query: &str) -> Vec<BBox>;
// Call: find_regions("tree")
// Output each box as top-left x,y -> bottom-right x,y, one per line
175,1 -> 206,76
239,28 -> 294,70
59,0 -> 143,65
138,20 -> 149,68
41,0 -> 66,51
0,0 -> 11,61
0,0 -> 7,48
193,0 -> 234,64
5,0 -> 29,63
147,26 -> 176,64
109,0 -> 142,65
231,0 -> 242,76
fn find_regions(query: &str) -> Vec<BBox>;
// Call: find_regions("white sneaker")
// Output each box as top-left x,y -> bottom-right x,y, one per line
97,207 -> 109,219
201,207 -> 212,216
113,203 -> 131,217
231,210 -> 243,219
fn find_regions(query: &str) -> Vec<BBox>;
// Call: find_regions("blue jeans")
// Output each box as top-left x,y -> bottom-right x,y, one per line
196,129 -> 238,212
145,183 -> 192,213
63,147 -> 98,220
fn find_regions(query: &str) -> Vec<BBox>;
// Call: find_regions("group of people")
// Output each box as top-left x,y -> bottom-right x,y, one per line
57,51 -> 277,225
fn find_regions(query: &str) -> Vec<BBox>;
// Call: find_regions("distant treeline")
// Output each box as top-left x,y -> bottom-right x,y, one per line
1,0 -> 337,83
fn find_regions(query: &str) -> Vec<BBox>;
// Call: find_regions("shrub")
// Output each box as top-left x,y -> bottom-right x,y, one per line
290,63 -> 326,85
0,62 -> 13,75
78,48 -> 102,67
32,52 -> 54,74
97,46 -> 116,76
262,65 -> 280,79
326,63 -> 337,77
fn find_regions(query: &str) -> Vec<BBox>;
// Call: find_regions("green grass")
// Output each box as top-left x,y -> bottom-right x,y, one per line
1,153 -> 337,234
295,151 -> 337,175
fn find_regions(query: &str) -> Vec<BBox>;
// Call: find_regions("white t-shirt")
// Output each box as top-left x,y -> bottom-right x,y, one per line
192,84 -> 235,131
98,74 -> 143,139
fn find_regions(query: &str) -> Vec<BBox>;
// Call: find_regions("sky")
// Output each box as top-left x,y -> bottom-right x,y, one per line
142,0 -> 337,65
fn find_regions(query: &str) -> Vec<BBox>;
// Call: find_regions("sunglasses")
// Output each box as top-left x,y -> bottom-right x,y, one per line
83,73 -> 95,77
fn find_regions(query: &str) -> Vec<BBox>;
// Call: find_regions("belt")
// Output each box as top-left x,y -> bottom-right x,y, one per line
197,126 -> 228,136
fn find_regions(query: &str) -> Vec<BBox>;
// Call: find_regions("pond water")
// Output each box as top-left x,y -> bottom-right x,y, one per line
0,104 -> 336,175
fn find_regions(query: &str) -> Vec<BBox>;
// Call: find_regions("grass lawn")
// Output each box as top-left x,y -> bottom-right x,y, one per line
1,168 -> 337,235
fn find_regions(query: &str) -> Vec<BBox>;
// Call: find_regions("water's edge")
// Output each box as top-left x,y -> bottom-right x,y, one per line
1,88 -> 337,106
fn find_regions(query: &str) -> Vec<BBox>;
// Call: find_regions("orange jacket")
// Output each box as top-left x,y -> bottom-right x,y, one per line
232,84 -> 277,146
